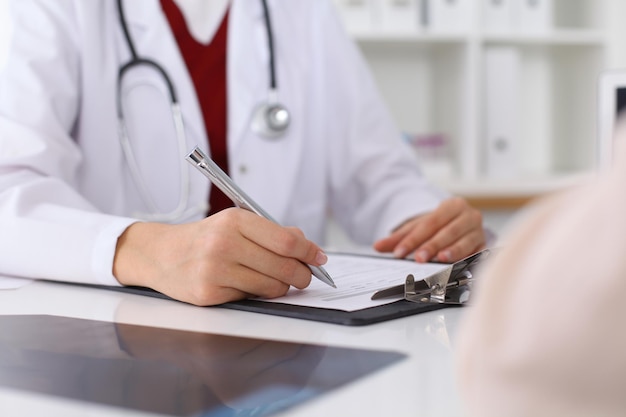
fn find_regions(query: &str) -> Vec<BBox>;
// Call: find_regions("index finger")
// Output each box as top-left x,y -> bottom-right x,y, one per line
392,199 -> 465,258
235,210 -> 327,267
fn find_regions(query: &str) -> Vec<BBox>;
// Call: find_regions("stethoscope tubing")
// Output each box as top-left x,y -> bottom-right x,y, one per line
115,0 -> 287,221
259,0 -> 277,91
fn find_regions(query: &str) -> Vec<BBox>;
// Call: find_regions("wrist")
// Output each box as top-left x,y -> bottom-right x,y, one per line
112,222 -> 170,288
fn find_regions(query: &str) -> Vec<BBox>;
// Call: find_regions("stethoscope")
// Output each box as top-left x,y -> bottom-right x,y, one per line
116,0 -> 290,222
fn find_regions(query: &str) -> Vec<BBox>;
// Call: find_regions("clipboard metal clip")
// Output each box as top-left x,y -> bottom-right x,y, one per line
371,249 -> 491,305
404,267 -> 474,305
405,249 -> 489,305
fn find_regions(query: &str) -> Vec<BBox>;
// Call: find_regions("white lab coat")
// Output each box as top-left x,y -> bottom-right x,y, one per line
0,0 -> 447,286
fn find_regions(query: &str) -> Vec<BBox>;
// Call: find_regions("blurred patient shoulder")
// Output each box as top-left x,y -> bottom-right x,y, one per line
456,129 -> 626,417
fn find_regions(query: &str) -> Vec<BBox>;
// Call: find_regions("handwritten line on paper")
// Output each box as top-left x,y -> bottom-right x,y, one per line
259,254 -> 449,312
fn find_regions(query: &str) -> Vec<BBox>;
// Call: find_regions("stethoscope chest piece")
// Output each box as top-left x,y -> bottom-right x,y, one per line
251,100 -> 291,139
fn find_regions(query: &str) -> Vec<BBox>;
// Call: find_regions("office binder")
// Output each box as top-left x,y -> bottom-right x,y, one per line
482,0 -> 514,34
516,0 -> 553,33
377,0 -> 420,33
424,0 -> 472,33
332,0 -> 374,34
484,46 -> 520,178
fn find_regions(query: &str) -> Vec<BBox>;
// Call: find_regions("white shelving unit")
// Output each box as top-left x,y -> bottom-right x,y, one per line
334,0 -> 625,204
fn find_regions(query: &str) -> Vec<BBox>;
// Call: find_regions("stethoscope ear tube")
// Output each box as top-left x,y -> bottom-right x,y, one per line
252,0 -> 291,138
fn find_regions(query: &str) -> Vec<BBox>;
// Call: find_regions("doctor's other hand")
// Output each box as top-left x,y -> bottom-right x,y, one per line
373,197 -> 485,263
112,208 -> 327,306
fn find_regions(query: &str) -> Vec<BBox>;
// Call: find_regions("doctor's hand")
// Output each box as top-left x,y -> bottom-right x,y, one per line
112,208 -> 327,306
373,197 -> 485,263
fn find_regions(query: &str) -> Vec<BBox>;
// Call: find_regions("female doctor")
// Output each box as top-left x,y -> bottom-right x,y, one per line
0,0 -> 485,306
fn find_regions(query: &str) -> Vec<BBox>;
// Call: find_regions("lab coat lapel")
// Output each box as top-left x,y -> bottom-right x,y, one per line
121,0 -> 210,205
228,0 -> 264,153
122,0 -> 207,153
228,0 -> 304,222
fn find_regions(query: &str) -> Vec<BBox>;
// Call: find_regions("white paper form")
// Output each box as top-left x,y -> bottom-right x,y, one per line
260,254 -> 449,312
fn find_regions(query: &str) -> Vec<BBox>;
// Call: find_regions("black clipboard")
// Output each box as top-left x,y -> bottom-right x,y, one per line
83,284 -> 457,326
220,298 -> 455,326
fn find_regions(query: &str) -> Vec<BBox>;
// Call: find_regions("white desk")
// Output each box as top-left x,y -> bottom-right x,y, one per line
0,280 -> 466,417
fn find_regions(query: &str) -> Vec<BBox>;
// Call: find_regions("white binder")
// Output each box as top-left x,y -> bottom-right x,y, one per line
484,46 -> 520,178
516,0 -> 553,33
424,0 -> 472,33
332,0 -> 375,34
377,0 -> 420,33
482,0 -> 515,34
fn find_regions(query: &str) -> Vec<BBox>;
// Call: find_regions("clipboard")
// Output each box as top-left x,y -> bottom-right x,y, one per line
221,250 -> 490,325
70,249 -> 490,326
84,284 -> 456,326
220,298 -> 456,326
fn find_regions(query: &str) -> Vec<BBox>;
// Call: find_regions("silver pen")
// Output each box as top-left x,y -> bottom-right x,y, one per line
186,146 -> 336,289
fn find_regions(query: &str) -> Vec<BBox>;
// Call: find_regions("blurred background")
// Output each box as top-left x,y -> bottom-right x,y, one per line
1,0 -> 625,243
330,0 -> 626,238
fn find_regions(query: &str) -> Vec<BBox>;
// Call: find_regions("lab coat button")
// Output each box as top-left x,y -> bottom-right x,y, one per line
239,165 -> 248,174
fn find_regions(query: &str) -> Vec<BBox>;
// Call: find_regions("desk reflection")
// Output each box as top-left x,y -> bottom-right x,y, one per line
0,315 -> 404,417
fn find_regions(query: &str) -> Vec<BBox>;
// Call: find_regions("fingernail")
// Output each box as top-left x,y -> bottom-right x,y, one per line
416,250 -> 429,262
315,250 -> 328,265
393,246 -> 408,258
439,250 -> 452,262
